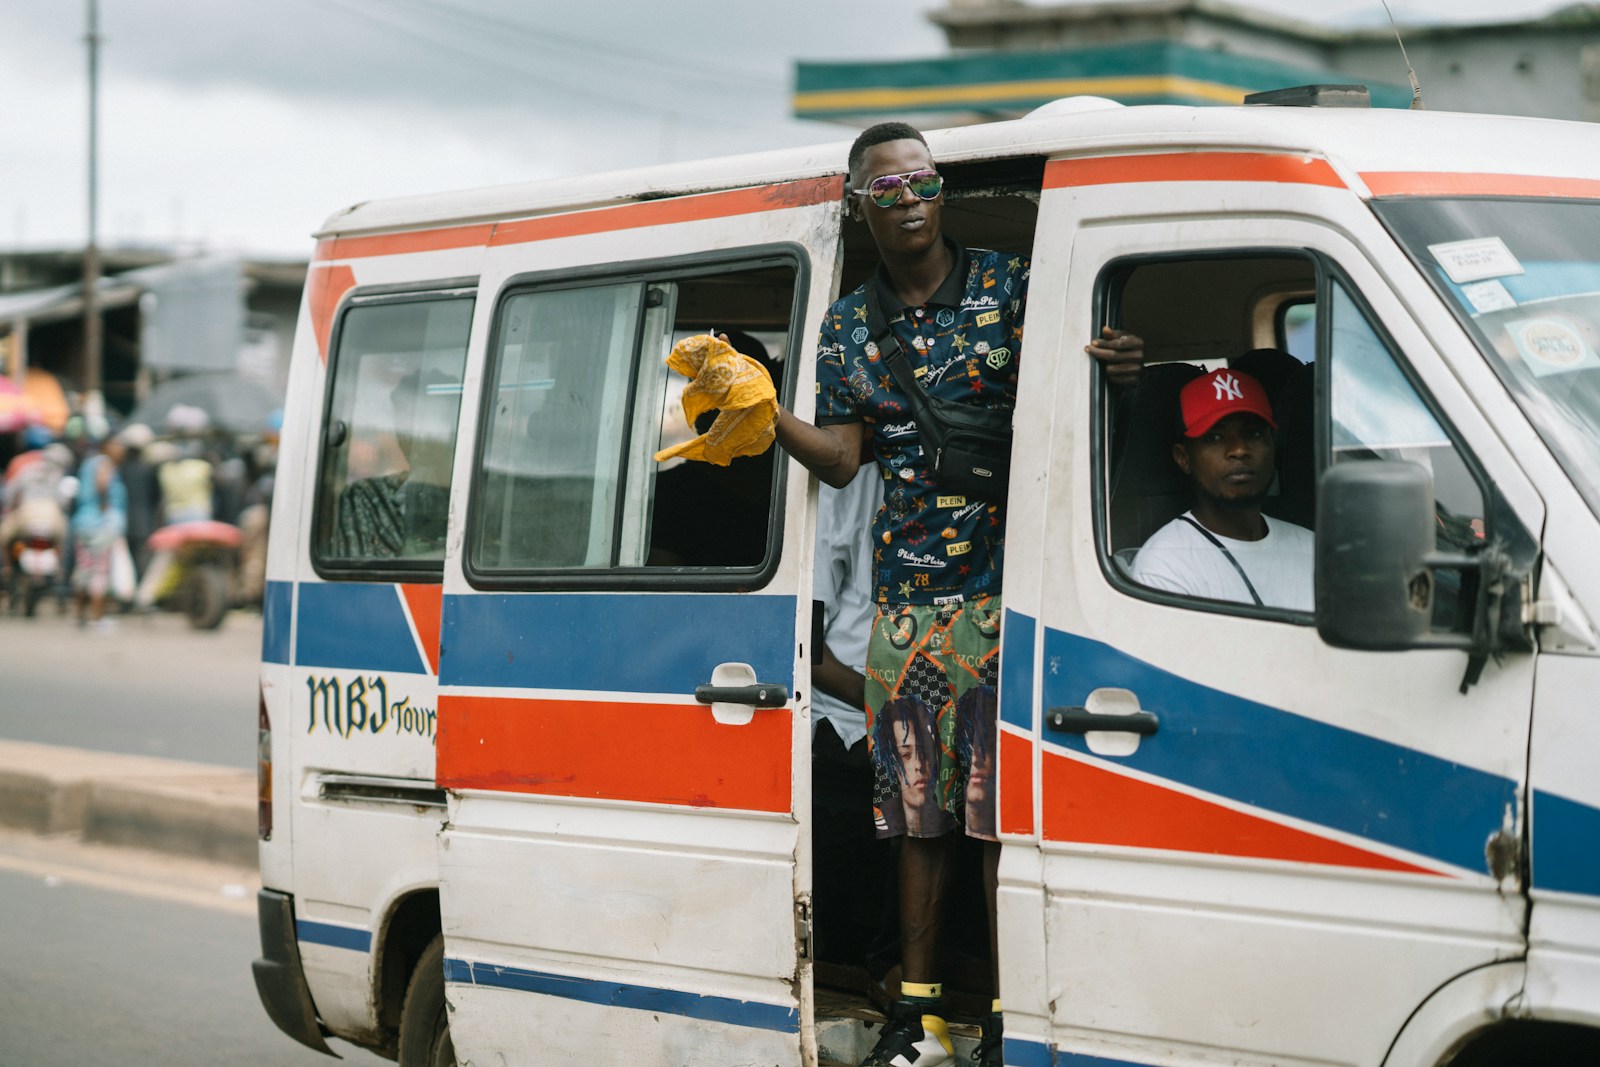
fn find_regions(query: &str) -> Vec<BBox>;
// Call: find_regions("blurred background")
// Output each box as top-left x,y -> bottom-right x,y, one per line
0,0 -> 1592,434
1,3 -> 1596,1062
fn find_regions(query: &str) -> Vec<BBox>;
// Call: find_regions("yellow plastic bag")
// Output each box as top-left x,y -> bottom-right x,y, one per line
653,334 -> 778,466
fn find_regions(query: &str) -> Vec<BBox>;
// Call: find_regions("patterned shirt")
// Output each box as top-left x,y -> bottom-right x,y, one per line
331,474 -> 449,561
816,242 -> 1028,605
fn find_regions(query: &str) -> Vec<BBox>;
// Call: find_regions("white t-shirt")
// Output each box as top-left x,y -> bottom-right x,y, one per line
1130,512 -> 1315,611
811,469 -> 881,747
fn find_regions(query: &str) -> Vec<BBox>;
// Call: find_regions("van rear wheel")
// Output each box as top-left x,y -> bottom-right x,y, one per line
398,934 -> 454,1067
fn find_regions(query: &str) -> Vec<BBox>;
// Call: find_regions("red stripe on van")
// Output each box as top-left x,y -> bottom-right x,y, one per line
306,264 -> 356,363
399,584 -> 443,677
315,224 -> 496,262
490,175 -> 844,246
311,176 -> 845,262
1361,171 -> 1600,200
437,694 -> 792,812
999,728 -> 1034,837
1040,750 -> 1444,876
1045,152 -> 1345,191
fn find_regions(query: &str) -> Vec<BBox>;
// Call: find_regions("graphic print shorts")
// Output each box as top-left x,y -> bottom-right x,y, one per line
864,594 -> 1001,842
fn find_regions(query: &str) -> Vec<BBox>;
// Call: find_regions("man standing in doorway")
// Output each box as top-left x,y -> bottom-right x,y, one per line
775,122 -> 1142,1067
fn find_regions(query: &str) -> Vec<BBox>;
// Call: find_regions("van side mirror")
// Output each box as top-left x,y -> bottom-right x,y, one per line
1315,461 -> 1530,665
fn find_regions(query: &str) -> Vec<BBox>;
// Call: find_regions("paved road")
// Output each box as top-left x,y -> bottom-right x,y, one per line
0,609 -> 261,769
0,830 -> 389,1066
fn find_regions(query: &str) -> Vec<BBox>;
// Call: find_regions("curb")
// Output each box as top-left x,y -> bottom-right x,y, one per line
0,739 -> 257,866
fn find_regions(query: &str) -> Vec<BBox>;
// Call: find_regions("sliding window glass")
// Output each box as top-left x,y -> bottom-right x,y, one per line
468,257 -> 799,583
313,292 -> 473,575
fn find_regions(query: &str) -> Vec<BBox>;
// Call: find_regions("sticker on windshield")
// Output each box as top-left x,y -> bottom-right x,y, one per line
1429,237 -> 1525,284
1505,317 -> 1600,378
1462,279 -> 1517,314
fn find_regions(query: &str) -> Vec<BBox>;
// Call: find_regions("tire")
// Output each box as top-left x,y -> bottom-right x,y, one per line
185,563 -> 230,630
398,934 -> 454,1067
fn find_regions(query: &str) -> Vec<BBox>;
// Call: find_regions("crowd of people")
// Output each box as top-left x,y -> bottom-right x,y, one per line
0,406 -> 277,631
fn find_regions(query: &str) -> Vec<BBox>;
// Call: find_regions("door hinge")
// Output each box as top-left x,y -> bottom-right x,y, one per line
795,898 -> 813,961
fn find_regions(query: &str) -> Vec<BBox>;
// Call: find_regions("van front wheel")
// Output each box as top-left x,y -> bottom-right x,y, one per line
398,934 -> 455,1067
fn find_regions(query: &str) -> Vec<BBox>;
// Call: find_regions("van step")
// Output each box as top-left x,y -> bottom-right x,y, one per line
816,1013 -> 980,1066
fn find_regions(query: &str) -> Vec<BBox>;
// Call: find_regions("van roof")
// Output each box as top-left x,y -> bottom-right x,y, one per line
316,102 -> 1600,240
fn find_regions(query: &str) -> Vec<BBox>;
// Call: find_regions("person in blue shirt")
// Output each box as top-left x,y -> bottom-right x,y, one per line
775,122 -> 1142,1067
72,438 -> 128,630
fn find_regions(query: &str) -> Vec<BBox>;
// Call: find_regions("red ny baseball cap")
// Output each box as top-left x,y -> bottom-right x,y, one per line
1179,368 -> 1276,438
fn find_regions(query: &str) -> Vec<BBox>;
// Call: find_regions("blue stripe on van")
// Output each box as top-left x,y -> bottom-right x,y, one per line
262,580 -> 293,664
999,1036 -> 1053,1067
297,583 -> 427,676
1041,629 -> 1515,876
443,957 -> 799,1033
1000,608 -> 1037,731
1533,789 -> 1600,897
296,919 -> 371,953
439,593 -> 795,695
1057,1052 -> 1154,1067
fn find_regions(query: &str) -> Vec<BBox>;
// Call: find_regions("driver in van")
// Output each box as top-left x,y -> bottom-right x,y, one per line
1130,367 -> 1314,610
332,368 -> 455,560
774,120 -> 1143,1067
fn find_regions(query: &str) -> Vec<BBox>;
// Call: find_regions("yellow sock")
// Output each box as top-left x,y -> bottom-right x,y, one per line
902,981 -> 941,1001
992,999 -> 1003,1013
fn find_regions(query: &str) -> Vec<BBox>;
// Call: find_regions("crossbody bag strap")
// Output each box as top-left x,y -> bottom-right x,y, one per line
862,276 -> 934,423
1178,515 -> 1265,607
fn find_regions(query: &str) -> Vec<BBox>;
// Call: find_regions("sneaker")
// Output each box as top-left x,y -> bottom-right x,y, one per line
863,998 -> 954,1067
971,1011 -> 1002,1067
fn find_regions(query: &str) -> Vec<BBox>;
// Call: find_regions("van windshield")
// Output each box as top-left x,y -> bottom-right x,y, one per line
1376,196 -> 1600,521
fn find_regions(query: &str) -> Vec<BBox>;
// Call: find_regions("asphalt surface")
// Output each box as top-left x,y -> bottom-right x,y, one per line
0,608 -> 259,864
0,829 -> 388,1066
0,606 -> 262,768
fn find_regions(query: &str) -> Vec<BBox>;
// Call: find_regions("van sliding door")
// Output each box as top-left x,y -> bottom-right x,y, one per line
434,178 -> 844,1067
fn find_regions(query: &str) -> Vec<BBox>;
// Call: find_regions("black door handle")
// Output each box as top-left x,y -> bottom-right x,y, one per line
1046,706 -> 1159,736
695,683 -> 790,708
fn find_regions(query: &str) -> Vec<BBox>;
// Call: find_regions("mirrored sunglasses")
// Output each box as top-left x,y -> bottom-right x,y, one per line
854,169 -> 943,209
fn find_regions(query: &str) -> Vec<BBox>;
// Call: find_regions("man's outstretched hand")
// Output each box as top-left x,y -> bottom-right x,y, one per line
1086,327 -> 1145,388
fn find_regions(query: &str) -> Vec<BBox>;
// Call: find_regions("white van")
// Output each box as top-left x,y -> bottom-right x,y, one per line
253,92 -> 1600,1067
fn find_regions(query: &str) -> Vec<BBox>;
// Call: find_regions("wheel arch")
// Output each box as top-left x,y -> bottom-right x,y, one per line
1383,957 -> 1600,1066
1440,1019 -> 1600,1066
374,888 -> 443,1047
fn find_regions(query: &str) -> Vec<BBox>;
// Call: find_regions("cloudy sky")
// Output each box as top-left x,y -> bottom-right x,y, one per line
0,0 -> 1572,259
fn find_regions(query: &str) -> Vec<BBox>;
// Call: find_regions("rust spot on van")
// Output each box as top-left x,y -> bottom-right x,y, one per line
761,175 -> 845,208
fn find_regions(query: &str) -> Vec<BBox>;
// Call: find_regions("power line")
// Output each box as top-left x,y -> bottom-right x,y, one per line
386,0 -> 786,93
324,0 -> 785,134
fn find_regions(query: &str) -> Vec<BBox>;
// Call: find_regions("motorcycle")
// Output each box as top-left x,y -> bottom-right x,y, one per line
138,519 -> 242,630
5,525 -> 63,617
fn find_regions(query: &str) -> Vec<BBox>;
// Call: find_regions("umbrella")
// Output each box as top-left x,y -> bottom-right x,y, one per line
127,372 -> 284,435
0,377 -> 42,434
24,369 -> 70,433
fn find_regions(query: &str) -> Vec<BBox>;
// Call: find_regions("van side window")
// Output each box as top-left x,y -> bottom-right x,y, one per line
1326,279 -> 1485,630
474,284 -> 642,570
1103,252 -> 1317,611
468,259 -> 797,580
1102,254 -> 1490,629
313,294 -> 473,572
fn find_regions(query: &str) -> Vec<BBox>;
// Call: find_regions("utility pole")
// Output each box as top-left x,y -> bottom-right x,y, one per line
82,0 -> 104,422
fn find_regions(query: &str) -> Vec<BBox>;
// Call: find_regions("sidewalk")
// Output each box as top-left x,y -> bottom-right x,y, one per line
0,738 -> 256,866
